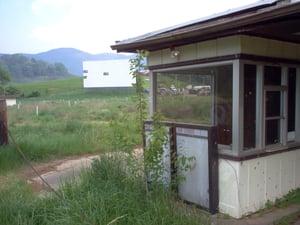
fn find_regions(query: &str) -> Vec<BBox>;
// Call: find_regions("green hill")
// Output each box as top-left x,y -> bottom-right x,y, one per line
0,54 -> 73,82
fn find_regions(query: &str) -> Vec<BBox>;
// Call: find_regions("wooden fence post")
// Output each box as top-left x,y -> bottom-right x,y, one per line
0,99 -> 8,145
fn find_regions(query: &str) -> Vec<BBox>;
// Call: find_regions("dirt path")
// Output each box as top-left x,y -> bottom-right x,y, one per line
3,149 -> 143,194
16,154 -> 100,193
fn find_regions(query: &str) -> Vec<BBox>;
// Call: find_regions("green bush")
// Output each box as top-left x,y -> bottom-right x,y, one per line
27,91 -> 41,98
8,86 -> 21,95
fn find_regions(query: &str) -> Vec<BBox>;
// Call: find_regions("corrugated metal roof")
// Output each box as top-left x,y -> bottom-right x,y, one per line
113,0 -> 278,45
111,0 -> 300,52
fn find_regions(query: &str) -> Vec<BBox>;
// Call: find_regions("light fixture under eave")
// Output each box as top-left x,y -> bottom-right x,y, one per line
170,49 -> 180,58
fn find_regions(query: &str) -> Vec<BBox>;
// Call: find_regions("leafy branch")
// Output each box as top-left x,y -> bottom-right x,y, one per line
129,50 -> 148,133
129,50 -> 195,193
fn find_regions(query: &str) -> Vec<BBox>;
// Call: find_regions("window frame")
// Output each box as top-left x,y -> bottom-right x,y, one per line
149,60 -> 300,157
151,60 -> 234,112
263,86 -> 287,147
241,61 -> 300,156
151,60 -> 236,155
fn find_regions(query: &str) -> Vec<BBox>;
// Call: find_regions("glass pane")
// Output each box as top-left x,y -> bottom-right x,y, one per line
155,64 -> 233,146
266,91 -> 281,117
288,68 -> 296,132
265,119 -> 280,145
244,64 -> 256,149
214,65 -> 233,145
264,66 -> 281,85
156,70 -> 213,124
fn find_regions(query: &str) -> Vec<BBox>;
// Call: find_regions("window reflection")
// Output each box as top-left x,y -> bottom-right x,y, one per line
155,64 -> 232,146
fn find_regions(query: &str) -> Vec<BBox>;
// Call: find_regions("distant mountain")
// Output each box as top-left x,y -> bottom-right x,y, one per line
0,54 -> 72,83
23,48 -> 134,76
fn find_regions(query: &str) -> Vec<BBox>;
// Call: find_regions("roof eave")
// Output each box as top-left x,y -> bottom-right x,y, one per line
111,1 -> 300,53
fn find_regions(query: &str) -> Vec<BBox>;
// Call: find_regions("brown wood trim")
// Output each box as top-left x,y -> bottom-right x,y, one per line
148,54 -> 300,71
144,120 -> 214,130
218,146 -> 300,161
149,55 -> 237,70
208,127 -> 218,214
239,53 -> 300,65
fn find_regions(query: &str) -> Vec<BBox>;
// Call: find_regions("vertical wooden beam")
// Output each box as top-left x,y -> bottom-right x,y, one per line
295,67 -> 300,142
0,99 -> 8,145
232,60 -> 242,155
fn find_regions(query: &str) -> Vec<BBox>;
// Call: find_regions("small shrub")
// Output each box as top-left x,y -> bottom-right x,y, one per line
4,86 -> 21,95
27,91 -> 41,98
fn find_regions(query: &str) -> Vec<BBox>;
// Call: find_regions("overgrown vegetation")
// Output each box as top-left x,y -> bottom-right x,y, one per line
0,93 -> 138,172
275,211 -> 300,225
271,189 -> 300,225
0,52 -> 211,225
274,189 -> 300,208
0,156 -> 209,225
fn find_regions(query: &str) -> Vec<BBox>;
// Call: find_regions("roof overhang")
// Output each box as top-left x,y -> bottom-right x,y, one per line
111,0 -> 300,53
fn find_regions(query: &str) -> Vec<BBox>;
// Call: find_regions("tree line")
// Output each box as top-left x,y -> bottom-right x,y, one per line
0,54 -> 72,82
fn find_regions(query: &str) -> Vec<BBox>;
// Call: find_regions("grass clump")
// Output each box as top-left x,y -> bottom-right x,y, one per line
264,188 -> 300,210
274,188 -> 300,208
274,211 -> 300,225
0,177 -> 37,225
263,189 -> 300,225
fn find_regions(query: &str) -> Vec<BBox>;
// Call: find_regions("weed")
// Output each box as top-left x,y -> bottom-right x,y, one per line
275,189 -> 300,208
274,210 -> 300,225
223,213 -> 231,219
265,199 -> 274,209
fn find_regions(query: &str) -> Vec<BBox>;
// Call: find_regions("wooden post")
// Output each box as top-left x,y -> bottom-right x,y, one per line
0,99 -> 8,145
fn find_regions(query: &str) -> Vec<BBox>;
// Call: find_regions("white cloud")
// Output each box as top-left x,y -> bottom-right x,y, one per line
31,0 -> 71,11
29,0 -> 259,54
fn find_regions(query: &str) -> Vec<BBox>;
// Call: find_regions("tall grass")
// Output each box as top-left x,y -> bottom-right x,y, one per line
4,98 -> 141,164
0,156 -> 209,225
1,86 -> 139,173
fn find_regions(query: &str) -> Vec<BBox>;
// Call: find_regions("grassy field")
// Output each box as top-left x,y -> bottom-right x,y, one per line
13,77 -> 121,100
1,77 -> 139,172
0,77 -> 210,225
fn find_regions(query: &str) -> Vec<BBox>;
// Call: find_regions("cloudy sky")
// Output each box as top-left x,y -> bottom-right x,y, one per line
0,0 -> 259,54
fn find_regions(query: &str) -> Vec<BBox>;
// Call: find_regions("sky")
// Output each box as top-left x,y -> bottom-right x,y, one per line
0,0 -> 259,55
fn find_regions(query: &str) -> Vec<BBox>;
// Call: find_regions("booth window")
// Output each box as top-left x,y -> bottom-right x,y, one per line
155,64 -> 232,146
264,66 -> 283,146
244,64 -> 256,149
243,64 -> 298,151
